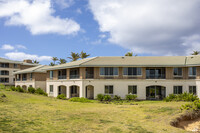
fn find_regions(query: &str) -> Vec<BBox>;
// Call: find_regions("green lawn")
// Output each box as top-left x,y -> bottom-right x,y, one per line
0,90 -> 188,133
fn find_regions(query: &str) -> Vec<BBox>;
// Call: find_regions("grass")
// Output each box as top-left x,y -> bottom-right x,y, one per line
0,90 -> 189,133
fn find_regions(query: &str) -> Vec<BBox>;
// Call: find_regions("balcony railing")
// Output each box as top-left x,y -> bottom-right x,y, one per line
22,78 -> 27,81
16,79 -> 20,81
70,75 -> 79,79
58,75 -> 67,79
86,74 -> 94,79
146,74 -> 165,79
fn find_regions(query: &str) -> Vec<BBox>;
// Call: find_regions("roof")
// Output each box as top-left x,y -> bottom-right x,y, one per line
14,65 -> 49,74
0,57 -> 39,66
44,55 -> 200,70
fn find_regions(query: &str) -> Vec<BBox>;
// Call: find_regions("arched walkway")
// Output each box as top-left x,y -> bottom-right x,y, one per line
58,85 -> 67,96
146,85 -> 166,100
85,85 -> 94,99
69,85 -> 80,98
22,85 -> 27,91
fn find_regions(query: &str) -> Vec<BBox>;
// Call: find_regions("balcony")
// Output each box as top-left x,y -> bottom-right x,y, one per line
146,68 -> 166,79
58,75 -> 67,79
146,74 -> 165,79
22,78 -> 27,81
70,75 -> 79,79
86,74 -> 94,79
16,79 -> 20,81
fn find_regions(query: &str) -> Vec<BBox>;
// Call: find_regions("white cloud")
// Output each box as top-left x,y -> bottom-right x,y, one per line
16,44 -> 27,49
99,34 -> 106,39
0,0 -> 80,35
54,0 -> 74,9
5,52 -> 52,61
1,44 -> 15,50
76,8 -> 82,14
89,0 -> 200,55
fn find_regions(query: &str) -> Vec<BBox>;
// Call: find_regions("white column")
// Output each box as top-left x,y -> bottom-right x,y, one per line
67,86 -> 70,98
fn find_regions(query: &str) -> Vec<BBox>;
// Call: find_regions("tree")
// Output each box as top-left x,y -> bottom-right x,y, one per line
52,57 -> 58,65
49,62 -> 55,66
191,51 -> 200,55
32,60 -> 39,64
68,52 -> 80,61
80,51 -> 90,59
125,52 -> 133,56
59,58 -> 67,64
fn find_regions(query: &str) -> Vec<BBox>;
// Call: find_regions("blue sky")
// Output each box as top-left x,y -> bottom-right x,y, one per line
0,0 -> 200,65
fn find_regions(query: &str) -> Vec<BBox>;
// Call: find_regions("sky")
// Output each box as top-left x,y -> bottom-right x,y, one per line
0,0 -> 200,65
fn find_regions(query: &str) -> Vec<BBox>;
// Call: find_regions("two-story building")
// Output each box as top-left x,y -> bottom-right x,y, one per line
14,65 -> 49,91
44,56 -> 200,100
0,58 -> 39,86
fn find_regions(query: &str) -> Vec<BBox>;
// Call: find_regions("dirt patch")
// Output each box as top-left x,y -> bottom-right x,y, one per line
178,117 -> 200,132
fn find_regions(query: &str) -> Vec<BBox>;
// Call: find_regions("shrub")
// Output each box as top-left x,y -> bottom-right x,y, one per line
0,92 -> 6,102
0,84 -> 5,90
10,86 -> 17,91
69,97 -> 92,103
0,92 -> 6,98
28,87 -> 36,94
180,100 -> 200,111
103,95 -> 112,101
57,94 -> 66,100
113,95 -> 121,101
16,86 -> 25,93
35,88 -> 47,96
96,94 -> 104,101
126,94 -> 137,101
164,92 -> 199,102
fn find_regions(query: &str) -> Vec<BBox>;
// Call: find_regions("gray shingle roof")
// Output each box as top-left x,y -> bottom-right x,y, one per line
0,57 -> 39,66
14,65 -> 49,74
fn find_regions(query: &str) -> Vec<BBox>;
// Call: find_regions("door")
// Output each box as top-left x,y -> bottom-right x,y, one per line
149,86 -> 156,99
86,86 -> 94,99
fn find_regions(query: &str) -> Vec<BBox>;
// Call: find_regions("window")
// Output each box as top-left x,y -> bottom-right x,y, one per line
70,68 -> 79,79
30,73 -> 32,80
22,74 -> 27,81
50,85 -> 54,92
100,68 -> 118,76
128,86 -> 137,94
123,67 -> 142,76
105,85 -> 113,94
0,63 -> 9,68
0,78 -> 9,83
173,68 -> 182,76
146,68 -> 165,79
0,70 -> 9,75
189,86 -> 196,95
50,71 -> 53,79
189,67 -> 196,76
14,64 -> 18,68
58,69 -> 67,79
29,85 -> 33,88
173,86 -> 182,94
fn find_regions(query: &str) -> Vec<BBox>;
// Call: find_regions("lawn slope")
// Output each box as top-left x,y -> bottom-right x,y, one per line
0,90 -> 187,133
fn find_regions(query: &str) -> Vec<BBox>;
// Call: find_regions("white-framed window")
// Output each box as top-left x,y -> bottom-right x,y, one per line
189,86 -> 196,95
50,71 -> 53,79
173,86 -> 182,94
105,85 -> 113,94
173,68 -> 182,76
123,67 -> 142,76
189,67 -> 196,76
128,86 -> 137,94
50,85 -> 54,92
100,67 -> 118,76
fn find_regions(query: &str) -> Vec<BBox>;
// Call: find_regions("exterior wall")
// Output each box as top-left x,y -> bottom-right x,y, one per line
15,81 -> 35,90
35,81 -> 46,91
46,79 -> 198,99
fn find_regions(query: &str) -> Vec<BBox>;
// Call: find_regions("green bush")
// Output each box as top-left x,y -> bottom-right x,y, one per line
126,94 -> 137,101
113,95 -> 121,101
28,87 -> 36,94
35,88 -> 47,96
57,94 -> 66,100
0,92 -> 6,98
103,95 -> 112,101
69,97 -> 92,103
0,84 -> 5,90
10,86 -> 17,91
16,86 -> 25,93
164,92 -> 199,102
180,100 -> 200,111
96,94 -> 104,101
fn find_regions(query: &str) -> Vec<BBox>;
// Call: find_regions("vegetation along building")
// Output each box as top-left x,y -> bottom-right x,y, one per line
43,56 -> 200,100
14,65 -> 49,91
0,58 -> 39,86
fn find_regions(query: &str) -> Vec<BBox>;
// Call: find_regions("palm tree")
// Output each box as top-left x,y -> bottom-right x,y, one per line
49,62 -> 55,66
32,60 -> 39,64
80,51 -> 90,59
52,57 -> 58,65
59,58 -> 67,64
125,52 -> 133,56
68,52 -> 80,61
191,51 -> 200,55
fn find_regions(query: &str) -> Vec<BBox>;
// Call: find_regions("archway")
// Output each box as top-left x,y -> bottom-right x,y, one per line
22,85 -> 27,91
146,86 -> 166,100
58,85 -> 67,96
70,85 -> 80,98
85,85 -> 94,99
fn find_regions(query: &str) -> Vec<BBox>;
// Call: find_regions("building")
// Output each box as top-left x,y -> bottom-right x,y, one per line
14,65 -> 48,91
43,56 -> 200,100
0,58 -> 39,86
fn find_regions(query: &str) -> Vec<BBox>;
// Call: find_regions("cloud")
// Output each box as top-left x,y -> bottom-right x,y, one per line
54,0 -> 74,9
5,52 -> 52,61
16,44 -> 27,49
0,0 -> 80,35
1,44 -> 15,50
89,0 -> 200,55
76,8 -> 82,14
